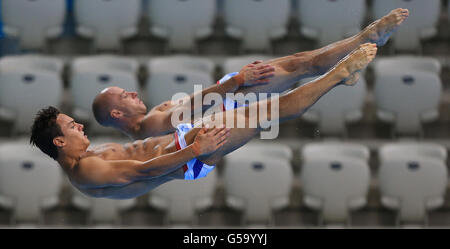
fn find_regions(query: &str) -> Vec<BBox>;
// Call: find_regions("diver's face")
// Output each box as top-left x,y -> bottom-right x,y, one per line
109,87 -> 147,114
55,114 -> 90,147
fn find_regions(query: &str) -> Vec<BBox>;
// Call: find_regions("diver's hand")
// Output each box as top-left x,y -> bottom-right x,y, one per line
233,61 -> 275,86
191,127 -> 230,157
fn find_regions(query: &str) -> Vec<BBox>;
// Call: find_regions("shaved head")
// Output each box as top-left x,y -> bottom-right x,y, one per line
92,87 -> 147,127
92,88 -> 115,127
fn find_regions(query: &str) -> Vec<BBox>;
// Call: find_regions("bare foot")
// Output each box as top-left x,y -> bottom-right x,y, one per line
362,8 -> 409,46
343,72 -> 361,86
334,43 -> 378,86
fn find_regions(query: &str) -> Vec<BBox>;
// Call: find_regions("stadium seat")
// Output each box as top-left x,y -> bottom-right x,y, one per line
224,145 -> 293,225
148,55 -> 215,73
230,142 -> 293,161
71,187 -> 136,225
373,56 -> 442,75
379,142 -> 447,163
0,55 -> 64,133
297,0 -> 366,47
373,67 -> 442,135
146,56 -> 215,108
148,170 -> 217,225
301,142 -> 370,162
298,75 -> 367,135
223,0 -> 290,51
1,0 -> 66,49
147,0 -> 216,51
73,55 -> 139,73
70,55 -> 139,134
0,140 -> 63,224
300,142 -> 370,225
378,142 -> 448,225
373,0 -> 441,51
0,55 -> 64,73
74,0 -> 141,50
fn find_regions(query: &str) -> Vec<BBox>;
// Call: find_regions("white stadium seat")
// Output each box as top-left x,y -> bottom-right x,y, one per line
148,55 -> 215,73
297,0 -> 366,47
74,0 -> 141,50
299,75 -> 367,135
1,0 -> 66,49
73,55 -> 139,73
302,142 -> 370,162
146,56 -> 215,108
148,170 -> 217,225
224,146 -> 293,225
71,187 -> 136,225
70,55 -> 139,134
373,56 -> 441,75
230,142 -> 293,161
378,143 -> 448,225
223,0 -> 290,51
301,142 -> 370,225
0,55 -> 64,73
145,70 -> 214,109
373,0 -> 441,51
148,0 -> 216,51
0,55 -> 63,133
379,142 -> 447,164
374,69 -> 442,135
0,141 -> 63,223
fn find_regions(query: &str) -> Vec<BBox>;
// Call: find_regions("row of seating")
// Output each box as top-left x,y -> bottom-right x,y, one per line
0,54 -> 446,136
300,56 -> 444,136
0,0 -> 447,51
0,140 -> 448,226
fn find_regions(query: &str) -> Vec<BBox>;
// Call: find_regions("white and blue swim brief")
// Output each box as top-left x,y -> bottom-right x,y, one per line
174,123 -> 215,180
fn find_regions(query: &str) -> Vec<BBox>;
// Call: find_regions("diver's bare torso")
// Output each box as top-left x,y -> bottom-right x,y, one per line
69,133 -> 186,199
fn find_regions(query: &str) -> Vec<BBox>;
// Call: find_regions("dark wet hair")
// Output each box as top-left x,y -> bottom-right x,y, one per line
30,106 -> 63,160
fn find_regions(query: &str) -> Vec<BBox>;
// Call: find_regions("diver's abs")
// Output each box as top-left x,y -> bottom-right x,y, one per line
85,134 -> 177,162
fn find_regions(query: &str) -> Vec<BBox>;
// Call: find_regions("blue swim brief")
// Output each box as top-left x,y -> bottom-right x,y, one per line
174,123 -> 215,180
217,72 -> 249,111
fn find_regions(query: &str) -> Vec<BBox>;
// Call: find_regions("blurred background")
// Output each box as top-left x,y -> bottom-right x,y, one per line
0,0 -> 449,228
